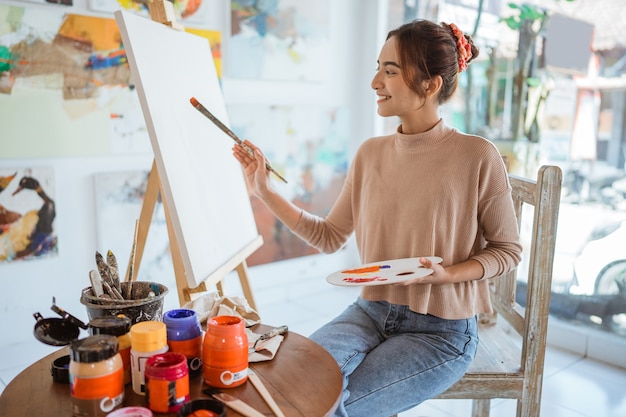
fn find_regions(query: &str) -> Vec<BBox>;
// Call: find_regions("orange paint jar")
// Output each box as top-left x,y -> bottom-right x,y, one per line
202,316 -> 248,388
145,352 -> 189,413
69,335 -> 124,417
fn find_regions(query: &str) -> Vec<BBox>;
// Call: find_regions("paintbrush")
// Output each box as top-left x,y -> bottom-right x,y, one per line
124,219 -> 139,299
248,369 -> 286,417
95,251 -> 122,300
107,250 -> 121,293
89,270 -> 104,297
212,393 -> 265,417
189,97 -> 288,184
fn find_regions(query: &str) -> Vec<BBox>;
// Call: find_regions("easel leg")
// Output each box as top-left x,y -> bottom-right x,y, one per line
125,160 -> 160,281
216,281 -> 225,298
159,175 -> 191,306
236,261 -> 257,311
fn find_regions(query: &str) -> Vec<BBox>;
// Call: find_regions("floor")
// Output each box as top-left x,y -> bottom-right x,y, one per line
2,254 -> 626,417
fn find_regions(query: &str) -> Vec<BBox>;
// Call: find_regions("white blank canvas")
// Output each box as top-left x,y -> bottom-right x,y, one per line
115,10 -> 260,288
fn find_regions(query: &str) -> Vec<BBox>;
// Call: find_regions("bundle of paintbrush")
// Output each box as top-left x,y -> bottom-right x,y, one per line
89,250 -> 126,300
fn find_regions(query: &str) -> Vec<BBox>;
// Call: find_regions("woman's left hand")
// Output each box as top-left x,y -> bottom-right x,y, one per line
394,257 -> 484,285
394,257 -> 447,285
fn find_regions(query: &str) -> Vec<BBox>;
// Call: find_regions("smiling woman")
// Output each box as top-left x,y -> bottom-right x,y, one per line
232,18 -> 522,417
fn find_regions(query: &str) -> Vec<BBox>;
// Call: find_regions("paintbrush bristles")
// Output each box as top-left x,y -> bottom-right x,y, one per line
124,219 -> 140,299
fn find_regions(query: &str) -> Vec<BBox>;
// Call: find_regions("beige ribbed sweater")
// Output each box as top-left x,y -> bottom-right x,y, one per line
292,120 -> 522,319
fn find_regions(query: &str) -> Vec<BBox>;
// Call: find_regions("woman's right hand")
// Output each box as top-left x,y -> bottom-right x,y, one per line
232,139 -> 272,198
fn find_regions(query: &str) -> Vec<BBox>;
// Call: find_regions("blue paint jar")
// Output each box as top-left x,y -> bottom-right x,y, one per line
163,309 -> 203,376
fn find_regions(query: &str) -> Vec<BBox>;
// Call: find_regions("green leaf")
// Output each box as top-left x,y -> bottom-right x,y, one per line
500,16 -> 521,30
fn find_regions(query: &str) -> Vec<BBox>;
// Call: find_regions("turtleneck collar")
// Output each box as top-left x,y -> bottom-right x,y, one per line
393,119 -> 455,151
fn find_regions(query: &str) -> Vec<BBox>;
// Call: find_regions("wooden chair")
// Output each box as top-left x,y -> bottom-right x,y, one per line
436,165 -> 563,417
392,165 -> 562,417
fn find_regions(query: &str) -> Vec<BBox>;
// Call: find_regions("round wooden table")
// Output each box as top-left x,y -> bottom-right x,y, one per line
0,325 -> 342,416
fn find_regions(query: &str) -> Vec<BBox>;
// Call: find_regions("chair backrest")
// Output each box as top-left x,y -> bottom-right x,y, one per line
494,165 -> 562,371
436,165 -> 562,417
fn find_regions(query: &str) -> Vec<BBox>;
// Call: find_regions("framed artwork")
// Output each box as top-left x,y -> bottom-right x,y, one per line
0,5 -> 221,158
229,0 -> 331,82
226,104 -> 350,265
0,167 -> 58,263
93,170 -> 175,287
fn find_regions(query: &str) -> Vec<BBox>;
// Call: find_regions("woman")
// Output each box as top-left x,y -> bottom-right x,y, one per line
233,19 -> 522,417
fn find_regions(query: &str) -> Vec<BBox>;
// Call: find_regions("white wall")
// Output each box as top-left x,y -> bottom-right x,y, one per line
0,0 -> 383,369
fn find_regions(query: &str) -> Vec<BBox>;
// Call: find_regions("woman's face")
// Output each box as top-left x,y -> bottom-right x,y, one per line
371,36 -> 423,119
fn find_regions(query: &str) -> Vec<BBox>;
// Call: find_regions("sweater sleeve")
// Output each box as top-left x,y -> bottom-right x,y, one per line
470,148 -> 523,279
289,164 -> 356,254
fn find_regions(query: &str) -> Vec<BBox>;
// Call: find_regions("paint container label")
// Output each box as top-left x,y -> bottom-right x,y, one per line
70,368 -> 124,416
203,366 -> 248,388
167,335 -> 203,375
145,375 -> 190,413
130,346 -> 169,395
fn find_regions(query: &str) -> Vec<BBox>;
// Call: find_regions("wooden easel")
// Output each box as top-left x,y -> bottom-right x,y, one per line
128,160 -> 263,309
126,2 -> 263,309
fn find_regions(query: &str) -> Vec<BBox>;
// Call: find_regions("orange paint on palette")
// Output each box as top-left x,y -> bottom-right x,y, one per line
341,265 -> 390,274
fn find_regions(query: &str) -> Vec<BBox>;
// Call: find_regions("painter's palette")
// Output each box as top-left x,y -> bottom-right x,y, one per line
326,256 -> 443,287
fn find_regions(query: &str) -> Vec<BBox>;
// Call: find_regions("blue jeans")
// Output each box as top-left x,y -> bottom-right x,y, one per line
309,297 -> 478,417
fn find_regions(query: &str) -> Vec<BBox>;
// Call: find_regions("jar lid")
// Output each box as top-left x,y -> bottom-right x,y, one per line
145,352 -> 188,379
70,335 -> 119,363
163,309 -> 199,325
50,355 -> 70,384
32,300 -> 88,347
130,321 -> 167,351
89,316 -> 132,336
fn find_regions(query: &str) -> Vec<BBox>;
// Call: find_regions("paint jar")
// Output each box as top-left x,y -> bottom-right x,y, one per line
69,335 -> 124,417
130,321 -> 168,395
89,316 -> 132,385
202,316 -> 248,388
145,352 -> 190,413
163,309 -> 203,377
177,399 -> 226,417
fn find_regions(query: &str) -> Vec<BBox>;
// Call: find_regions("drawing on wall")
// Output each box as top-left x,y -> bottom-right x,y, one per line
227,104 -> 350,265
0,167 -> 58,263
0,5 -> 221,158
229,0 -> 330,82
93,170 -> 176,288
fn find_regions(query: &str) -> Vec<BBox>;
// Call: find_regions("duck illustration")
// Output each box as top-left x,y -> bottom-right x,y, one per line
0,172 -> 21,232
12,177 -> 56,235
0,176 -> 57,260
